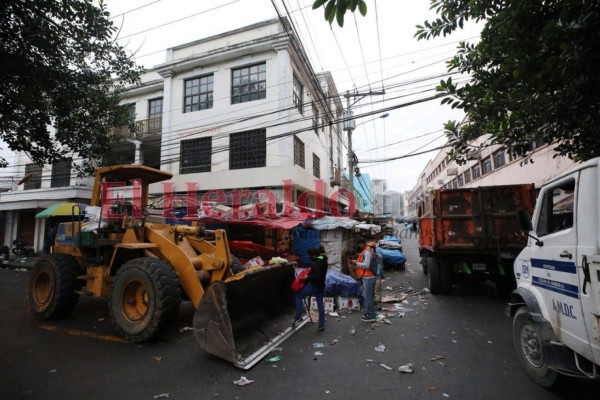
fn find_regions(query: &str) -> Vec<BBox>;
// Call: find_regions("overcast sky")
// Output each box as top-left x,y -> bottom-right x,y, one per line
2,1 -> 481,192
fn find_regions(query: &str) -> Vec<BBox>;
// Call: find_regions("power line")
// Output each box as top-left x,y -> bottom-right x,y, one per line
109,0 -> 162,20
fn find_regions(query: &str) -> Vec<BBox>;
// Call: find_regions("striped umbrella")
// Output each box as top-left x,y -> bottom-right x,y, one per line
35,202 -> 88,219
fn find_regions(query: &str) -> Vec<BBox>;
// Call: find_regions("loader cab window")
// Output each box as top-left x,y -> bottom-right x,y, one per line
536,179 -> 575,236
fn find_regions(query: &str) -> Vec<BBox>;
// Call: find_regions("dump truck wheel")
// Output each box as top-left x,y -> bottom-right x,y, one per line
439,259 -> 453,294
421,256 -> 428,275
513,307 -> 559,388
427,256 -> 441,294
28,254 -> 81,319
110,258 -> 181,342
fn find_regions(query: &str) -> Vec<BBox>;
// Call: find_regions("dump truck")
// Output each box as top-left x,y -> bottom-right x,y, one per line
509,158 -> 600,387
418,184 -> 536,294
27,165 -> 307,369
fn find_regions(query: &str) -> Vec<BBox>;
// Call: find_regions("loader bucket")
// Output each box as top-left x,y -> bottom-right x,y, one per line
193,263 -> 309,369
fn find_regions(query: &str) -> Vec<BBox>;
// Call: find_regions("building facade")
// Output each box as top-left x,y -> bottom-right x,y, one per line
0,18 -> 347,252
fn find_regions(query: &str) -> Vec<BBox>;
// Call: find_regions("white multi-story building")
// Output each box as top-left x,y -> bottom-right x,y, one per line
0,18 -> 346,252
406,134 -> 576,218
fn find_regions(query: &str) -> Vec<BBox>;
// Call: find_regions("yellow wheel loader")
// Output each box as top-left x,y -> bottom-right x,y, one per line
28,164 -> 308,369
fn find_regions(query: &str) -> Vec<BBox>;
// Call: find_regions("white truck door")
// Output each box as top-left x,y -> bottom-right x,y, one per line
528,174 -> 594,361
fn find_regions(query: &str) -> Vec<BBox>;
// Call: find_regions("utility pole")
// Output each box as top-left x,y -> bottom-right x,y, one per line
342,89 -> 386,195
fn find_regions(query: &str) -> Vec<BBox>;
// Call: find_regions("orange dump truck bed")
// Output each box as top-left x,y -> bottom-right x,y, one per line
418,184 -> 536,294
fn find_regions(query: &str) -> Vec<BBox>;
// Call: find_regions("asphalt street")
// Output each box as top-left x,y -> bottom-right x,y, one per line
0,235 -> 598,400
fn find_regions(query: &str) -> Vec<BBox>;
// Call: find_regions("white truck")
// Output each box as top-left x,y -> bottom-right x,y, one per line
510,157 -> 600,387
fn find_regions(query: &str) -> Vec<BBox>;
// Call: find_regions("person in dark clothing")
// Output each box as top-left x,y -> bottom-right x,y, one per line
293,247 -> 328,330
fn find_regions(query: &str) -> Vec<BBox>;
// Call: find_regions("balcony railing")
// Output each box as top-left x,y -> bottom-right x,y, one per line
113,117 -> 162,139
330,167 -> 341,187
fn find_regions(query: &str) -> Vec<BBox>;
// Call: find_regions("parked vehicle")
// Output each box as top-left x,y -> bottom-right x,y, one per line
509,158 -> 600,387
11,236 -> 31,257
27,165 -> 304,369
418,184 -> 536,294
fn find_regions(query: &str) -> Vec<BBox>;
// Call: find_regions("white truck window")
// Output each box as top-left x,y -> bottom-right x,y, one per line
536,179 -> 575,236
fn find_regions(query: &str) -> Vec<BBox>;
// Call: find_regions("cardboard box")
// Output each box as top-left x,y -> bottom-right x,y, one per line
310,297 -> 335,312
337,297 -> 361,312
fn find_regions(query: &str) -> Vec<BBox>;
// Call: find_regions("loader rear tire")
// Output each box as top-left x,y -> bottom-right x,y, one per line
28,254 -> 81,319
513,307 -> 560,388
427,256 -> 441,294
110,257 -> 181,342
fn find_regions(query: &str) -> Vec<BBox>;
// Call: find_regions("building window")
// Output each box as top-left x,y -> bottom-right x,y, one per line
482,157 -> 492,175
180,137 -> 212,174
452,179 -> 458,189
457,175 -> 464,187
313,153 -> 320,178
231,63 -> 266,104
184,75 -> 214,112
126,103 -> 136,118
472,164 -> 481,179
51,158 -> 71,188
312,102 -> 319,134
24,163 -> 42,190
229,129 -> 266,170
294,136 -> 305,168
293,74 -> 303,114
148,98 -> 163,118
464,170 -> 471,184
493,150 -> 506,169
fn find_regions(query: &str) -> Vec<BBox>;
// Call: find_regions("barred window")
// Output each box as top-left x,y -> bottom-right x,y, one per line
482,157 -> 492,175
24,163 -> 42,190
293,74 -> 303,114
493,150 -> 506,168
232,63 -> 266,104
312,103 -> 319,134
457,174 -> 464,187
294,136 -> 305,168
184,75 -> 214,112
472,164 -> 481,179
313,153 -> 320,178
180,137 -> 212,174
464,170 -> 471,183
51,158 -> 72,188
229,129 -> 266,170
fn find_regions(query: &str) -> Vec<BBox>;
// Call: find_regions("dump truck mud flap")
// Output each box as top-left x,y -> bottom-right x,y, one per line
193,264 -> 309,369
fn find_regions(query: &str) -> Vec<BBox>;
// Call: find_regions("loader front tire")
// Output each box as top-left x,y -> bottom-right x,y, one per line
28,254 -> 81,319
110,257 -> 181,342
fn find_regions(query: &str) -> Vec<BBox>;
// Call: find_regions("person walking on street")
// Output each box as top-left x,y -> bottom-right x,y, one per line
368,242 -> 384,310
293,247 -> 328,330
351,237 -> 377,322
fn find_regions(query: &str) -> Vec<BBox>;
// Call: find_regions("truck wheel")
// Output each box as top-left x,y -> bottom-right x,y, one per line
110,257 -> 181,342
28,254 -> 81,319
427,256 -> 442,294
512,307 -> 559,388
439,259 -> 453,294
421,256 -> 428,275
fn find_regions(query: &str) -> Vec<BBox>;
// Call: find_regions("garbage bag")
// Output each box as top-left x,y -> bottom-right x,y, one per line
376,247 -> 406,268
325,270 -> 362,298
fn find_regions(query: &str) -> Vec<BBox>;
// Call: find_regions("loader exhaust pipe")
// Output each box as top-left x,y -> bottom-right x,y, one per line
193,263 -> 309,369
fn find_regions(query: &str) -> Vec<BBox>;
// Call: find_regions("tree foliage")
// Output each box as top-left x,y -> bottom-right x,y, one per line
416,0 -> 600,163
312,0 -> 367,27
0,0 -> 141,171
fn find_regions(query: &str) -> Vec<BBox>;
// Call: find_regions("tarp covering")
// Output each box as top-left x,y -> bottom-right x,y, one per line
304,216 -> 359,231
376,247 -> 406,268
355,223 -> 382,234
292,225 -> 320,267
325,270 -> 363,298
320,229 -> 353,272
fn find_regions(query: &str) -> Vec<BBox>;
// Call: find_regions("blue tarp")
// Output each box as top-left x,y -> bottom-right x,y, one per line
376,246 -> 406,268
383,235 -> 401,243
292,225 -> 320,267
325,270 -> 363,298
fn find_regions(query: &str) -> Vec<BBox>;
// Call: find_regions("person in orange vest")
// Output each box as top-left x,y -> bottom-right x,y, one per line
351,237 -> 376,322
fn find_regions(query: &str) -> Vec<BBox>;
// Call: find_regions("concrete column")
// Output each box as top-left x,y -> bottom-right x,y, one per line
273,41 -> 292,168
158,69 -> 175,172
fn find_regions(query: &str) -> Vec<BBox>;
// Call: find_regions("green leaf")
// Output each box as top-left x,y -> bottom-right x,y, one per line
336,2 -> 345,27
325,1 -> 336,23
312,0 -> 328,9
358,0 -> 367,17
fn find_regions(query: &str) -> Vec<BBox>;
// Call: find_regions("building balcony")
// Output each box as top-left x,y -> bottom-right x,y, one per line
330,167 -> 342,187
113,117 -> 162,140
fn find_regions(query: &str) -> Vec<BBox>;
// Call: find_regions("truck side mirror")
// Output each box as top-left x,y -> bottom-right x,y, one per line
517,210 -> 533,232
